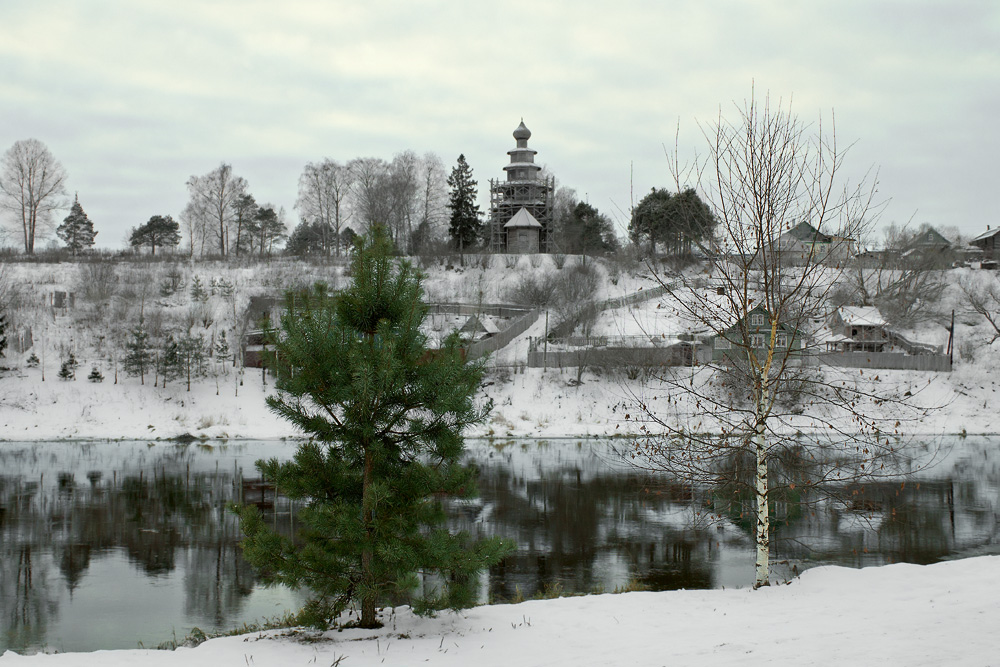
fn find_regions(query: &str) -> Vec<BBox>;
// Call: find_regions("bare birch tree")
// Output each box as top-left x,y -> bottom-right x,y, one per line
416,152 -> 448,246
295,159 -> 354,257
185,163 -> 248,257
622,91 -> 931,588
348,157 -> 392,236
0,139 -> 68,254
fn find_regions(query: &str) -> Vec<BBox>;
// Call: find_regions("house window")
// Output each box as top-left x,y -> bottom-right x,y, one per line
750,313 -> 764,326
715,337 -> 731,350
751,334 -> 765,348
776,334 -> 788,348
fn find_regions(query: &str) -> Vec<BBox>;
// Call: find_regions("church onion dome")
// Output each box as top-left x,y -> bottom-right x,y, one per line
503,207 -> 543,229
513,120 -> 531,141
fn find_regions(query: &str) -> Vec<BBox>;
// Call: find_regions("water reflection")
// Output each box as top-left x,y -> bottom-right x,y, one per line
1,436 -> 998,654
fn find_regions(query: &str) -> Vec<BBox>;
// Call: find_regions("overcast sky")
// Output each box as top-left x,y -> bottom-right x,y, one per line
1,1 -> 997,249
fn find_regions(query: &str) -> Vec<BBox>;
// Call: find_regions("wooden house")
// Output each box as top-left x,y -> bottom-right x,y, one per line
825,306 -> 889,353
776,222 -> 856,265
971,227 -> 1000,262
711,304 -> 805,363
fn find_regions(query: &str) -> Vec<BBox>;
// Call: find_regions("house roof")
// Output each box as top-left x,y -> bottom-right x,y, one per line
837,306 -> 886,327
911,226 -> 951,248
460,315 -> 500,335
784,221 -> 831,244
504,207 -> 542,229
971,227 -> 1000,244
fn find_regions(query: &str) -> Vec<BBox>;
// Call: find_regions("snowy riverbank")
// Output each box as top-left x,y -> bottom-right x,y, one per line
2,360 -> 999,442
3,555 -> 998,666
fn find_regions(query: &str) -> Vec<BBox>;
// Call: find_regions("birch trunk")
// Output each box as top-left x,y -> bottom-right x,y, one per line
753,381 -> 770,588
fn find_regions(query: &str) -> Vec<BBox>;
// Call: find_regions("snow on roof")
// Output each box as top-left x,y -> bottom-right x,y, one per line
784,221 -> 831,244
461,314 -> 500,335
971,227 -> 1000,243
838,306 -> 886,327
503,207 -> 542,229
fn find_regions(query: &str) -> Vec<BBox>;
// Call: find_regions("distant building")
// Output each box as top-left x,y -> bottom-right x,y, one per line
825,306 -> 889,353
711,304 -> 805,363
776,221 -> 856,265
489,120 -> 555,254
970,226 -> 1000,261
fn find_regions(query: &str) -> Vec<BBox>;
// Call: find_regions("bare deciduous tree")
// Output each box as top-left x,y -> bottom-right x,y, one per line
622,90 -> 930,588
347,153 -> 427,252
415,152 -> 448,249
959,272 -> 1000,343
348,157 -> 392,235
185,163 -> 248,257
295,159 -> 354,257
0,139 -> 68,254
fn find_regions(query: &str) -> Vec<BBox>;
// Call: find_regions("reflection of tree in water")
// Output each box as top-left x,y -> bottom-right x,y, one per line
0,453 -> 288,652
472,460 -> 715,600
182,512 -> 257,628
2,545 -> 58,652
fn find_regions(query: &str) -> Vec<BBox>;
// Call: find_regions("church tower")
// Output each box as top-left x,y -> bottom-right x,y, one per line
489,120 -> 555,253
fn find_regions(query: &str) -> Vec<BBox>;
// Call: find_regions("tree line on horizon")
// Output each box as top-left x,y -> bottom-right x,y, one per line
0,138 -> 717,262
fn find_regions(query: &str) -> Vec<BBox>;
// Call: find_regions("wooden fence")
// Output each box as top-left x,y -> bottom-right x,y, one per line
548,282 -> 674,338
813,351 -> 952,372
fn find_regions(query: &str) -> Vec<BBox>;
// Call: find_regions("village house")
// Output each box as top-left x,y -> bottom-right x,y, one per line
775,221 -> 856,265
712,304 -> 805,363
970,226 -> 1000,263
825,306 -> 890,353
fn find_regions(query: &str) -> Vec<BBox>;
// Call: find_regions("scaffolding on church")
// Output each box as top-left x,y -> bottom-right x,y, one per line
489,120 -> 555,253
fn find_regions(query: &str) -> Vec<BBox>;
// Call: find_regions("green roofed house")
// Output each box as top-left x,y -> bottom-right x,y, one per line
712,304 -> 806,363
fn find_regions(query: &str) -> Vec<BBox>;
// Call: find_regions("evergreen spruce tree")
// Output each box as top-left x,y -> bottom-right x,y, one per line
214,329 -> 232,373
57,360 -> 75,380
234,227 -> 511,629
446,154 -> 482,261
123,319 -> 153,384
56,195 -> 98,254
0,313 -> 7,359
26,352 -> 39,367
87,366 -> 104,382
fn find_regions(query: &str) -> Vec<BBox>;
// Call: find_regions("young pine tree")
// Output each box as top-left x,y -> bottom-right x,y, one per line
234,227 -> 511,629
57,360 -> 75,381
123,320 -> 153,384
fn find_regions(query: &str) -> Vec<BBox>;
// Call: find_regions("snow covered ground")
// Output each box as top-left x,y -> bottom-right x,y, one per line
3,556 -> 997,666
3,356 -> 999,442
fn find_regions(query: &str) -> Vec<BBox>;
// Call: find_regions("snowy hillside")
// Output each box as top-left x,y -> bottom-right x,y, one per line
1,254 -> 998,441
